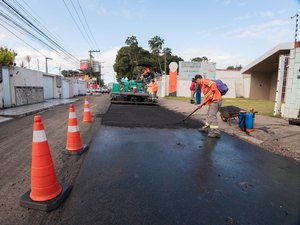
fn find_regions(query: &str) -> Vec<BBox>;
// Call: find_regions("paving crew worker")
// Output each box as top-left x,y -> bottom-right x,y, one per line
195,74 -> 222,138
189,78 -> 196,104
143,67 -> 154,84
147,79 -> 158,98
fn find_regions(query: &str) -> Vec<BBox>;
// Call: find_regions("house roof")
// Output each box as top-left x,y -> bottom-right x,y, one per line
241,43 -> 294,74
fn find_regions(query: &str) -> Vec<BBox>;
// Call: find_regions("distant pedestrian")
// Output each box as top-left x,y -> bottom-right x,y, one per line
189,78 -> 196,104
195,74 -> 222,138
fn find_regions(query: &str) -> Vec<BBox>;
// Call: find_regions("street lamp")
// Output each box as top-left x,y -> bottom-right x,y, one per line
45,57 -> 52,73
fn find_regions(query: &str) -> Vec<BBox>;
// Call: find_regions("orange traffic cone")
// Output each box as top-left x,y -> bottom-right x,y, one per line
20,115 -> 71,211
83,96 -> 92,123
62,104 -> 88,155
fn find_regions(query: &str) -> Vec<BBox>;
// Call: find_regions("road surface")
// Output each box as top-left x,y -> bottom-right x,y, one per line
0,100 -> 299,225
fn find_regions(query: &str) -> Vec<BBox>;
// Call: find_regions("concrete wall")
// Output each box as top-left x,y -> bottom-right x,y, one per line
10,67 -> 44,106
177,80 -> 191,97
6,67 -> 59,107
250,72 -> 273,100
243,75 -> 251,98
73,79 -> 86,96
283,48 -> 300,119
269,71 -> 278,100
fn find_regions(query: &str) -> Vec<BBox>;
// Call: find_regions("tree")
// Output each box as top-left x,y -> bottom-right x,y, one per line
226,64 -> 243,70
191,56 -> 209,62
61,70 -> 80,77
25,55 -> 31,69
114,36 -> 183,80
0,47 -> 17,66
125,36 -> 140,77
113,46 -> 152,81
125,36 -> 138,47
148,36 -> 165,74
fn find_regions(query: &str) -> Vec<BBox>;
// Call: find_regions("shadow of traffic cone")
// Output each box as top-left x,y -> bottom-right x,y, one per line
62,104 -> 88,155
83,96 -> 92,123
20,115 -> 71,211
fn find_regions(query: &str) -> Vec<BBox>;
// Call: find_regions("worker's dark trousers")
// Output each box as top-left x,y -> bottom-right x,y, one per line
207,100 -> 222,134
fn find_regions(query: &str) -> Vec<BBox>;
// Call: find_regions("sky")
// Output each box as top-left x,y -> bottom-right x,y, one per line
0,0 -> 299,83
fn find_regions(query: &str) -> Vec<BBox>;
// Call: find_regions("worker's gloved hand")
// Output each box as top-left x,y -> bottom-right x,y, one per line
197,104 -> 203,109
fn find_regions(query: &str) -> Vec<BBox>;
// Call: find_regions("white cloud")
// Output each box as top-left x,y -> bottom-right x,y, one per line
119,8 -> 144,19
97,47 -> 120,83
173,47 -> 251,69
259,10 -> 274,18
83,0 -> 108,16
234,10 -> 274,20
0,33 -> 5,41
224,19 -> 293,41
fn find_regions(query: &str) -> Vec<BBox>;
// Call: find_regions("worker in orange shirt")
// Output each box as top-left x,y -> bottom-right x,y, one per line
147,79 -> 158,99
195,74 -> 222,138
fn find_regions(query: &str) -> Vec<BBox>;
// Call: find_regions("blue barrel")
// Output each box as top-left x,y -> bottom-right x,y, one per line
238,111 -> 246,131
196,90 -> 201,104
245,112 -> 254,132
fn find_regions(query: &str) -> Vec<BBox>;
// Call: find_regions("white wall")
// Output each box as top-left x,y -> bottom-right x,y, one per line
177,80 -> 191,97
243,75 -> 251,98
73,79 -> 86,96
8,67 -> 59,106
283,47 -> 300,119
219,78 -> 236,98
216,70 -> 248,98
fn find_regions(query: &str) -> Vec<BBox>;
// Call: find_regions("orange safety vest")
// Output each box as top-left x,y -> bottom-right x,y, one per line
201,78 -> 222,105
147,82 -> 158,94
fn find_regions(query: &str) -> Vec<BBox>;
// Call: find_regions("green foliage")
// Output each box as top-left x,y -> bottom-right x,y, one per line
114,36 -> 183,81
0,47 -> 17,66
191,56 -> 208,62
61,70 -> 80,77
226,65 -> 243,70
148,36 -> 164,55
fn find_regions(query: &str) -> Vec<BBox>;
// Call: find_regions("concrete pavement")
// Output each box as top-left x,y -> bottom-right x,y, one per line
0,98 -> 79,119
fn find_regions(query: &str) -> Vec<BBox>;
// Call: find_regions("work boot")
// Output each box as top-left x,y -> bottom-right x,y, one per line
208,130 -> 221,138
198,123 -> 209,133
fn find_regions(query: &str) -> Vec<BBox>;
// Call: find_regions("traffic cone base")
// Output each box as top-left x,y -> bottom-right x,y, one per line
62,144 -> 89,155
20,183 -> 71,212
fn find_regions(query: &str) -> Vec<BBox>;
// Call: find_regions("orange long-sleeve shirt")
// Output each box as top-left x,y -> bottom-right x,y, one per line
201,78 -> 222,105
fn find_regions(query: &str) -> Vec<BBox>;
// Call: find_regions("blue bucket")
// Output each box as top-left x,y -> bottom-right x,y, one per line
245,112 -> 254,133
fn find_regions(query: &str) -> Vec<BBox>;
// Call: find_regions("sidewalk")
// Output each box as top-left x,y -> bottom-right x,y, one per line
160,98 -> 300,162
0,98 -> 79,119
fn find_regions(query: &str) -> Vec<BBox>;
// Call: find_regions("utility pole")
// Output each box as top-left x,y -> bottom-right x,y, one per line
45,57 -> 52,73
37,58 -> 39,71
164,50 -> 167,75
291,13 -> 299,46
88,50 -> 100,79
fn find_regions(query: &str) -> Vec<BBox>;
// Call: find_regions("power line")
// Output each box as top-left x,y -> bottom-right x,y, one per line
69,0 -> 95,47
0,22 -> 75,70
62,0 -> 93,49
0,0 -> 80,68
2,0 -> 79,64
75,0 -> 98,48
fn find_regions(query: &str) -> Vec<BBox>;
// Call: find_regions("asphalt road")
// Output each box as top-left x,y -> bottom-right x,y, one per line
0,100 -> 299,225
49,104 -> 300,225
0,94 -> 110,225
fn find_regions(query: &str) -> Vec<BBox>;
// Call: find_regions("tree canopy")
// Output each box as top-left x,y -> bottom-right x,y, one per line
113,36 -> 183,82
191,56 -> 209,62
226,65 -> 243,70
0,47 -> 17,66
